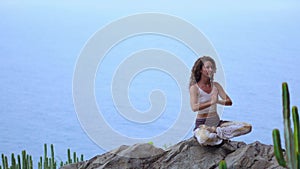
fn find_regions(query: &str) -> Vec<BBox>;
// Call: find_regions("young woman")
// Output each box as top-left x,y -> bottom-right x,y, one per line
189,56 -> 251,146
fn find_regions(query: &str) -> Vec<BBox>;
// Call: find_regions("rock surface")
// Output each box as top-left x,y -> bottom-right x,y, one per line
60,137 -> 284,169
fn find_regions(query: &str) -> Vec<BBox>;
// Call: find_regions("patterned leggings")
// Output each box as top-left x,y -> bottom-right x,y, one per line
193,117 -> 252,146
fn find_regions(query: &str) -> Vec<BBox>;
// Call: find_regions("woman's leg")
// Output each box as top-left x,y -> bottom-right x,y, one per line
193,116 -> 223,146
193,118 -> 206,131
216,121 -> 252,140
194,125 -> 223,146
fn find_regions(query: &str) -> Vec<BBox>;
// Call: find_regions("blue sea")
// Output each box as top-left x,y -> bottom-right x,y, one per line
1,0 -> 300,165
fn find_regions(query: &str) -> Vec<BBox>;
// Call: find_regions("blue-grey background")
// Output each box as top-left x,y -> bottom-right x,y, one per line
1,0 -> 300,163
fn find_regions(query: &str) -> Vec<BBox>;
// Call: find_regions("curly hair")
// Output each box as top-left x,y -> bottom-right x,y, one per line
189,56 -> 216,87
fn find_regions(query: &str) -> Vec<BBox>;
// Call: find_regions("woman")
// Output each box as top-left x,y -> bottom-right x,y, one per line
189,56 -> 251,146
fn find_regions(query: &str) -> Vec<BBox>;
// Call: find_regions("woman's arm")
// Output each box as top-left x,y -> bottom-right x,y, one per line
214,82 -> 232,106
189,85 -> 217,112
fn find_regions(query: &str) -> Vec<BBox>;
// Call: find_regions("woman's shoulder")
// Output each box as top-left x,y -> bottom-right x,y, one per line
213,81 -> 221,86
213,82 -> 223,90
189,84 -> 199,91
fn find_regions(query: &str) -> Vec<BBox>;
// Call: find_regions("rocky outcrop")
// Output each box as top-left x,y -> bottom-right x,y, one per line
61,137 -> 284,169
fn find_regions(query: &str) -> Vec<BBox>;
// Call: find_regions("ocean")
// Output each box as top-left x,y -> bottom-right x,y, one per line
1,0 -> 300,164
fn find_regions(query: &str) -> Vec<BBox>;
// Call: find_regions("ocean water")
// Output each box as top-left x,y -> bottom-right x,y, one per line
1,0 -> 300,164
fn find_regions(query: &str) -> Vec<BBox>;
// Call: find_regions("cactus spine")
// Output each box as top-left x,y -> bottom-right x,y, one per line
272,82 -> 300,169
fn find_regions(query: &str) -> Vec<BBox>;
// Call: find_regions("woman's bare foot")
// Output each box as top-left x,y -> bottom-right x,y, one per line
199,125 -> 217,133
208,126 -> 217,133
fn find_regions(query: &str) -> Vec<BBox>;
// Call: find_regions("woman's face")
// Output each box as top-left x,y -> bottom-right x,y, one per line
201,61 -> 214,78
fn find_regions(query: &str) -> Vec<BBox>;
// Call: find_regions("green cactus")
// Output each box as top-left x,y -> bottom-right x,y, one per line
1,154 -> 6,169
38,157 -> 42,169
272,129 -> 287,167
73,152 -> 77,163
272,82 -> 300,169
22,151 -> 26,169
80,154 -> 84,162
1,154 -> 8,169
28,155 -> 33,169
11,153 -> 16,169
67,149 -> 72,164
43,144 -> 48,169
50,144 -> 56,169
1,144 -> 84,169
40,144 -> 58,169
17,155 -> 21,169
293,106 -> 300,169
218,160 -> 227,169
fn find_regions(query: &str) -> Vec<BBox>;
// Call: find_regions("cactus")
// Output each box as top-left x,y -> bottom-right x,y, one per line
1,151 -> 32,169
272,82 -> 300,168
40,144 -> 58,169
1,154 -> 6,169
44,144 -> 49,169
218,160 -> 227,169
67,149 -> 72,164
17,155 -> 21,169
1,144 -> 84,169
50,144 -> 56,169
28,155 -> 33,169
73,152 -> 77,163
38,157 -> 42,169
11,153 -> 16,169
1,154 -> 8,169
293,106 -> 300,169
272,129 -> 287,167
21,150 -> 26,169
80,154 -> 84,162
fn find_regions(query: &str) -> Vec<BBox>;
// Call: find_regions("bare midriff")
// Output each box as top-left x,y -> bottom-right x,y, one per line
197,112 -> 218,119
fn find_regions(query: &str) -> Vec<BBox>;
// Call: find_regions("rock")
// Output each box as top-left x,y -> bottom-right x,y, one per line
110,143 -> 165,158
60,138 -> 285,169
224,141 -> 285,169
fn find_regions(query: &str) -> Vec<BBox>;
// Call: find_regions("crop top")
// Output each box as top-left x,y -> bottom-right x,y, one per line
197,84 -> 218,115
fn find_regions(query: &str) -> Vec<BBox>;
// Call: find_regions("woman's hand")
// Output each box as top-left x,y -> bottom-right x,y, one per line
214,82 -> 232,106
210,92 -> 218,105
